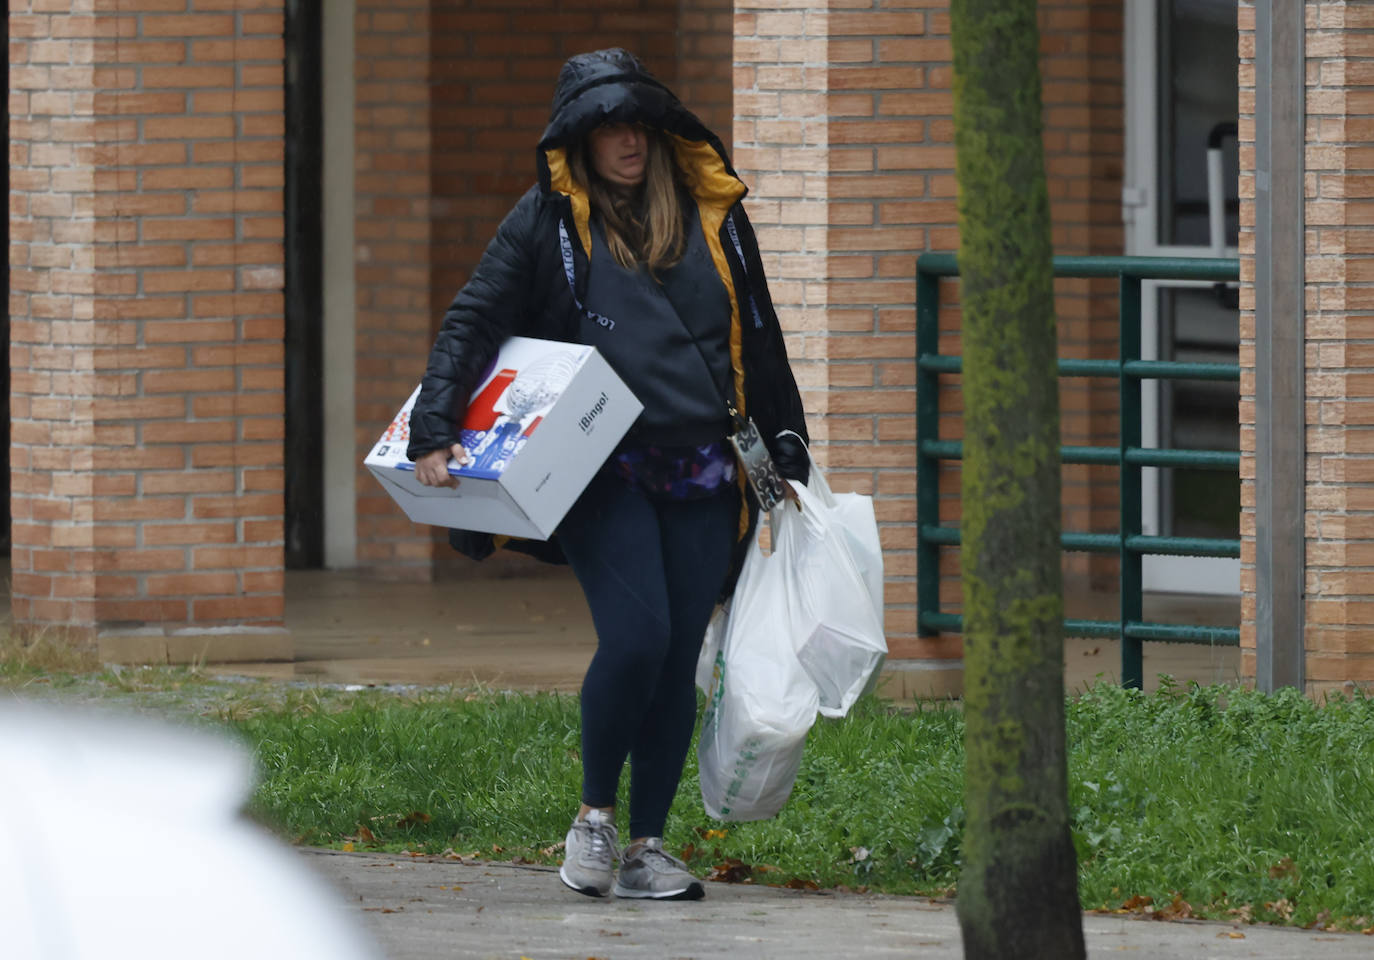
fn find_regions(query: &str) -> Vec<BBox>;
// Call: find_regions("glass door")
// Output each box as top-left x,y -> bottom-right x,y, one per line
1125,0 -> 1240,595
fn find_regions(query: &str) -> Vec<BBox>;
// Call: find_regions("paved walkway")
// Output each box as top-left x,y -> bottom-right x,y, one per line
303,849 -> 1371,960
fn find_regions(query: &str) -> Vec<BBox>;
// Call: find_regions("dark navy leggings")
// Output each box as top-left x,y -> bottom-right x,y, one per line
556,470 -> 739,840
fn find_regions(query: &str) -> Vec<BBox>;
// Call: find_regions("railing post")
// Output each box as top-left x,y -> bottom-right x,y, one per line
916,265 -> 942,636
1119,274 -> 1144,689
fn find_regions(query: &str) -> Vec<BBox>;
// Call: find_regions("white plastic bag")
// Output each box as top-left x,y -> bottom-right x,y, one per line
802,449 -> 885,629
779,431 -> 885,628
695,604 -> 727,695
697,516 -> 818,822
782,481 -> 889,717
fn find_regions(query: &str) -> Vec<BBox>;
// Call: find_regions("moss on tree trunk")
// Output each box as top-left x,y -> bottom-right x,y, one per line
949,1 -> 1085,957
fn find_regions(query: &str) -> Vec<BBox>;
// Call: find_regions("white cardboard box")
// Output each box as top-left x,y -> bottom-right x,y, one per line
364,337 -> 642,538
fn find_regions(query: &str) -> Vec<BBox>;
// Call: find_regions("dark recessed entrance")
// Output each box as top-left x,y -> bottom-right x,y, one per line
284,0 -> 324,569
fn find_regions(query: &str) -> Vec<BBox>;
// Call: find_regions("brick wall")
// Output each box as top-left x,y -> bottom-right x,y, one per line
678,0 -> 735,157
823,2 -> 929,657
426,0 -> 683,345
822,0 -> 1127,665
1041,0 -> 1124,592
1237,1 -> 1255,678
9,3 -> 287,644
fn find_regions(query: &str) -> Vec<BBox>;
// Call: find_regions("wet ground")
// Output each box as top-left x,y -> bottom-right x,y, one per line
227,569 -> 1244,698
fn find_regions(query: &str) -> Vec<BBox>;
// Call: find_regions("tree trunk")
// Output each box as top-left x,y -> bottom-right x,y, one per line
949,2 -> 1085,958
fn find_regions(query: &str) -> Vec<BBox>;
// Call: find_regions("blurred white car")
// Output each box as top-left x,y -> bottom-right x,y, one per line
0,702 -> 379,960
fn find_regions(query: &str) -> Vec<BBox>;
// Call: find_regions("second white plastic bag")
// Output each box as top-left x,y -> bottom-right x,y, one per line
697,513 -> 818,822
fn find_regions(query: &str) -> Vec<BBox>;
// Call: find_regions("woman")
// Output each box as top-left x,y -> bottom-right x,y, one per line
408,48 -> 808,901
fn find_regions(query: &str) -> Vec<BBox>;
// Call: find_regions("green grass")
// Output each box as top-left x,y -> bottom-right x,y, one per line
5,657 -> 1373,931
226,679 -> 1374,930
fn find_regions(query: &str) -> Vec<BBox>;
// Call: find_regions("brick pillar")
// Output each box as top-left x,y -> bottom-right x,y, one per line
8,4 -> 289,661
1238,0 -> 1256,681
738,1 -> 1127,697
352,0 -> 434,578
1243,2 -> 1374,696
734,1 -> 937,692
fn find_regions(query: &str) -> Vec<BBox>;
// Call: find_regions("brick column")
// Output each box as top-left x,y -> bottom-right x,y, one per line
353,0 -> 435,578
738,1 -> 1127,697
8,4 -> 289,660
735,1 -> 938,692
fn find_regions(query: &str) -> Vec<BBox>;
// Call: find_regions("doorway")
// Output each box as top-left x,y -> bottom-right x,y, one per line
1124,0 -> 1241,595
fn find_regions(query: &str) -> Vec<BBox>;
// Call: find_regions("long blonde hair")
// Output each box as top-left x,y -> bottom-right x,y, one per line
569,127 -> 686,277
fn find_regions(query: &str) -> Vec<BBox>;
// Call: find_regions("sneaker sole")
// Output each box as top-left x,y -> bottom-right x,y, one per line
559,865 -> 611,898
612,880 -> 705,901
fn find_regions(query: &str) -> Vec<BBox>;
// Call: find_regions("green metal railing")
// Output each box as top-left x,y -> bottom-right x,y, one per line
916,253 -> 1242,689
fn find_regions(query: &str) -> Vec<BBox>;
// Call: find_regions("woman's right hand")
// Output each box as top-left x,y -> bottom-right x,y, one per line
414,444 -> 470,488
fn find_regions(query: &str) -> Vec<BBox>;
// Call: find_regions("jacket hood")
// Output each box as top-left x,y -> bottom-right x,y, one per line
539,48 -> 716,153
535,49 -> 744,209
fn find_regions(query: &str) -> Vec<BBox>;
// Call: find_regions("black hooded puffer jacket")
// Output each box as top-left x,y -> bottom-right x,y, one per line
407,48 -> 810,586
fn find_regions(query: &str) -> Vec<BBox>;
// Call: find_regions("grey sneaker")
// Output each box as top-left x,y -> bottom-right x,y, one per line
559,809 -> 618,898
613,837 -> 705,901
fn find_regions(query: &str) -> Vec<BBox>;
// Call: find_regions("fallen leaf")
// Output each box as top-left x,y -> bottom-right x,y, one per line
1268,857 -> 1299,880
540,841 -> 566,857
1264,898 -> 1294,920
396,811 -> 432,827
491,844 -> 504,854
849,846 -> 870,863
439,847 -> 462,860
1217,931 -> 1245,940
783,877 -> 820,891
1119,894 -> 1153,912
706,858 -> 753,884
357,824 -> 377,843
696,827 -> 729,841
679,843 -> 698,861
1154,893 -> 1194,921
1227,904 -> 1254,923
1084,647 -> 1101,656
341,841 -> 355,852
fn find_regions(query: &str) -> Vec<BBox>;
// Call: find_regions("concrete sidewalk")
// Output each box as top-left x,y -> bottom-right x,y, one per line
303,849 -> 1370,960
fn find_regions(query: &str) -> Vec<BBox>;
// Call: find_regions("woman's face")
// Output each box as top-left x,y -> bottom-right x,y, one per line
587,122 -> 648,188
